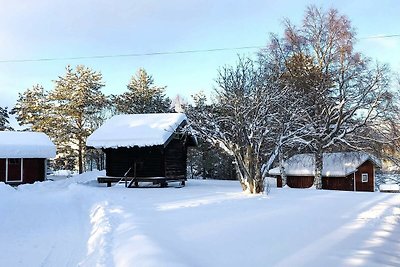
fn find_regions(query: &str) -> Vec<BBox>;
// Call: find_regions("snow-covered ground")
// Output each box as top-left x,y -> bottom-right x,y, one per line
0,171 -> 399,267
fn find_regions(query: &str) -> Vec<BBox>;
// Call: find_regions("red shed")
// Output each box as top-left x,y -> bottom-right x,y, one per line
0,131 -> 56,185
269,152 -> 380,192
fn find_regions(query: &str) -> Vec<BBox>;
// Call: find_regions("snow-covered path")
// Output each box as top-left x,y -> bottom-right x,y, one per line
0,184 -> 90,267
99,181 -> 400,267
0,173 -> 399,267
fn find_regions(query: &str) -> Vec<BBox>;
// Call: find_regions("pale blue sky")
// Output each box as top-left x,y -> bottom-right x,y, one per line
1,0 -> 399,114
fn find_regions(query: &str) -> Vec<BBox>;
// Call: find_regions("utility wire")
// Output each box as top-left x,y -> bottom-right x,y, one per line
0,34 -> 398,63
359,34 -> 400,39
0,45 -> 265,63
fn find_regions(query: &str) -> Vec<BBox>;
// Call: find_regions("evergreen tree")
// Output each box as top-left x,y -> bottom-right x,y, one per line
112,68 -> 170,114
50,65 -> 107,173
187,138 -> 236,180
11,85 -> 51,132
0,106 -> 12,131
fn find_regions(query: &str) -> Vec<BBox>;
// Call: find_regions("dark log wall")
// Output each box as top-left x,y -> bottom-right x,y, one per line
322,175 -> 354,191
276,175 -> 314,188
105,146 -> 165,177
165,138 -> 187,178
0,159 -> 5,182
287,176 -> 314,188
23,159 -> 45,184
354,161 -> 375,192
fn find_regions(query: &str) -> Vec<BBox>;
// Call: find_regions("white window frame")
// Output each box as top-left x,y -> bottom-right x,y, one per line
361,173 -> 368,183
5,158 -> 23,183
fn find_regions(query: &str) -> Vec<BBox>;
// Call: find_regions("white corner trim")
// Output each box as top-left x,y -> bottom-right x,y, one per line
5,158 -> 8,182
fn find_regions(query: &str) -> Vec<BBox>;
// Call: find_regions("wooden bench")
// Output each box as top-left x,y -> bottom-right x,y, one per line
97,176 -> 186,188
379,184 -> 400,193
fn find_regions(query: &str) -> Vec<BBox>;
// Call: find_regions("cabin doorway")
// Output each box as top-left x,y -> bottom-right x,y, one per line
6,158 -> 23,182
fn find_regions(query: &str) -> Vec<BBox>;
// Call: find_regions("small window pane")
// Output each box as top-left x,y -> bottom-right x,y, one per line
361,173 -> 368,183
9,159 -> 20,165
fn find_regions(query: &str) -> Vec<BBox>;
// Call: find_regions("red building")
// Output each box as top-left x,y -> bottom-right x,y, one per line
269,152 -> 380,192
0,132 -> 56,185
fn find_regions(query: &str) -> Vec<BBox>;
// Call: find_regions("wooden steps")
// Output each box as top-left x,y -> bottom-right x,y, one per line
97,176 -> 186,188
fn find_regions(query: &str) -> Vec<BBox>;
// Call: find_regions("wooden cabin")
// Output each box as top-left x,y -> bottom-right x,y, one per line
269,152 -> 380,192
86,113 -> 196,187
0,131 -> 56,185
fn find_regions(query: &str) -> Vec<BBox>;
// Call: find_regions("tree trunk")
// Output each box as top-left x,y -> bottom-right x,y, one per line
279,148 -> 287,187
78,137 -> 83,174
234,146 -> 264,194
314,149 -> 323,189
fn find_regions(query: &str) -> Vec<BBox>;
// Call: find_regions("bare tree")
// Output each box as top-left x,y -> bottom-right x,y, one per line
189,57 -> 298,193
268,6 -> 392,188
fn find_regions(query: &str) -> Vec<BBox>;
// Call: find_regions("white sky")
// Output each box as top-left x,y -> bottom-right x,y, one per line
0,0 -> 399,117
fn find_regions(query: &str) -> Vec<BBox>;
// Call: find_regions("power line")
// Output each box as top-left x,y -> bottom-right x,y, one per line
0,34 -> 398,64
359,34 -> 400,39
0,45 -> 264,63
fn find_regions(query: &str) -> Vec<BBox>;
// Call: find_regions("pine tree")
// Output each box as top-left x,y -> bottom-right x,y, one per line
11,85 -> 51,132
112,68 -> 171,114
50,65 -> 107,173
187,138 -> 236,180
0,106 -> 12,131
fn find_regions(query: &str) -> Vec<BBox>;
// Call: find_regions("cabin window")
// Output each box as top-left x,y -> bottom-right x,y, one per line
361,173 -> 368,183
9,158 -> 20,165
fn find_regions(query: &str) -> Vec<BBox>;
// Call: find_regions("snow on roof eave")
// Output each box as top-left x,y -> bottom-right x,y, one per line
162,120 -> 186,148
270,167 -> 370,177
326,169 -> 356,177
269,152 -> 382,177
268,167 -> 280,176
86,113 -> 192,149
0,132 -> 56,158
160,120 -> 197,148
90,143 -> 165,149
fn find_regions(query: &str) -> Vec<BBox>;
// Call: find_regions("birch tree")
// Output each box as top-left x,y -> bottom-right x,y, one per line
268,6 -> 392,188
189,58 -> 289,193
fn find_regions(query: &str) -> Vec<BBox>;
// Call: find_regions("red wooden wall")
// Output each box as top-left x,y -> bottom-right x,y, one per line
275,160 -> 375,192
354,161 -> 375,192
0,158 -> 46,185
23,159 -> 46,184
0,159 -> 5,182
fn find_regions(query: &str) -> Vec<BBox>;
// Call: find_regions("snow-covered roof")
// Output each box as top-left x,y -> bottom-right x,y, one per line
86,113 -> 189,149
0,131 -> 56,158
269,152 -> 381,177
